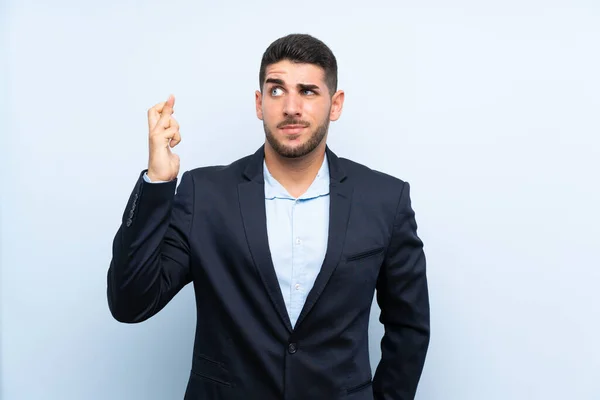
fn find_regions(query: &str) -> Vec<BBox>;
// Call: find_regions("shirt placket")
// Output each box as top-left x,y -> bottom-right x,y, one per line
290,198 -> 306,326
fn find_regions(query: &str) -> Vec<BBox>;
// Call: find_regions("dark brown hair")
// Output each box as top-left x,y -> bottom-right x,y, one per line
259,33 -> 338,95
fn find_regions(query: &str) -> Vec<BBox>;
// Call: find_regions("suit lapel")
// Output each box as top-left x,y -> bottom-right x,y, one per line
238,147 -> 293,332
295,147 -> 352,329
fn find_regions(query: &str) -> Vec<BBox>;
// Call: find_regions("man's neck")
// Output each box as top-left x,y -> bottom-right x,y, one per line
264,143 -> 326,198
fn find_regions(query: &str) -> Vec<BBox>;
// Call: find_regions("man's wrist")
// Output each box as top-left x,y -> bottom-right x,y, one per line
143,172 -> 168,184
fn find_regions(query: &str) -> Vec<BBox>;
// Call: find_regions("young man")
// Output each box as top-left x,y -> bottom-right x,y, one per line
107,33 -> 430,400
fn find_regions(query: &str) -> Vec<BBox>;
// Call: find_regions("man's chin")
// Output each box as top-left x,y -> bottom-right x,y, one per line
265,124 -> 327,159
275,147 -> 308,159
269,141 -> 311,158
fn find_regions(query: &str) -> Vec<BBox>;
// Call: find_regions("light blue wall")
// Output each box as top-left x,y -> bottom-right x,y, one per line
2,1 -> 599,399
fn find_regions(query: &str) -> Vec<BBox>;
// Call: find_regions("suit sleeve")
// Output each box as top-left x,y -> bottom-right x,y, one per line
373,181 -> 430,399
107,170 -> 194,323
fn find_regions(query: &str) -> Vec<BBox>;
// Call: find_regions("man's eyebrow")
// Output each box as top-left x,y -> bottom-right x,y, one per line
265,78 -> 285,85
298,83 -> 320,91
265,79 -> 321,92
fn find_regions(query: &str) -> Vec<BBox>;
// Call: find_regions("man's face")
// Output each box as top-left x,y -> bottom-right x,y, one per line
255,60 -> 344,158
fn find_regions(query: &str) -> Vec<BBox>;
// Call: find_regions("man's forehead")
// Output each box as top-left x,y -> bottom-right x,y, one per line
264,61 -> 325,82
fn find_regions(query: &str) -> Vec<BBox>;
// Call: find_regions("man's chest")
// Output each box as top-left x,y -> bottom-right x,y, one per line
265,196 -> 330,269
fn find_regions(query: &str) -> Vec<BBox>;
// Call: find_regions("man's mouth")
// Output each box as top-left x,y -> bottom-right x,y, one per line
280,124 -> 308,134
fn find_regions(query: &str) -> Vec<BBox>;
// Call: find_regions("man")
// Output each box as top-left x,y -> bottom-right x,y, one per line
107,33 -> 430,400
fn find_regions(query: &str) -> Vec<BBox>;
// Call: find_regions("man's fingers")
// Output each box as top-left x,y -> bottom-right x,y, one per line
169,116 -> 179,131
148,106 -> 161,130
150,126 -> 180,144
154,95 -> 175,129
159,95 -> 175,125
149,101 -> 166,114
170,128 -> 182,147
156,108 -> 173,129
149,94 -> 174,114
163,94 -> 175,114
147,95 -> 175,130
148,101 -> 165,127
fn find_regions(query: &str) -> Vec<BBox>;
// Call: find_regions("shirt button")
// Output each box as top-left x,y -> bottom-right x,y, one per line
295,238 -> 302,245
288,343 -> 297,354
295,283 -> 300,290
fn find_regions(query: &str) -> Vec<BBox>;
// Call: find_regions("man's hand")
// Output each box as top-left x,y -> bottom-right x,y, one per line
147,95 -> 181,182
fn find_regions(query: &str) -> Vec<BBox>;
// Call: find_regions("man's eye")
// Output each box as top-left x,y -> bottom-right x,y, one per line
271,87 -> 283,96
302,89 -> 315,95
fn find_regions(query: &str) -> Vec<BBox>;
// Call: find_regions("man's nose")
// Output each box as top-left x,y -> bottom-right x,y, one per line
283,93 -> 302,117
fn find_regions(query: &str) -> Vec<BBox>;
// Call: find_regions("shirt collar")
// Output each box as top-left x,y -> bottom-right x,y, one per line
264,154 -> 330,200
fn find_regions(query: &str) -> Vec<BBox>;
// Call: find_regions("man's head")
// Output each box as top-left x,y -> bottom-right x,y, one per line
255,34 -> 344,159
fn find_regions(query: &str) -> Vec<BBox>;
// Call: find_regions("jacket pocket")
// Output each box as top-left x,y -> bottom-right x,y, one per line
345,246 -> 385,262
190,353 -> 232,387
346,379 -> 373,395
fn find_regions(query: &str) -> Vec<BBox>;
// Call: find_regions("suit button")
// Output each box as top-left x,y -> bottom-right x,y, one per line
288,343 -> 297,354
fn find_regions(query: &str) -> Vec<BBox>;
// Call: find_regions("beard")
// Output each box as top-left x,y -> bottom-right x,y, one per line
264,116 -> 330,159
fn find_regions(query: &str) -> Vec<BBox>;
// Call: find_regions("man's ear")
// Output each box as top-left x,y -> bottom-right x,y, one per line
329,90 -> 345,121
255,90 -> 263,120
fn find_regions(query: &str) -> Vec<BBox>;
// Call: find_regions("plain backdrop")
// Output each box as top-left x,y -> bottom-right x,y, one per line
2,1 -> 599,399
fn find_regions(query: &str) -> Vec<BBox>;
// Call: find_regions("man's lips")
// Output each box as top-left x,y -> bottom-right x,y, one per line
280,125 -> 307,129
279,125 -> 308,134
